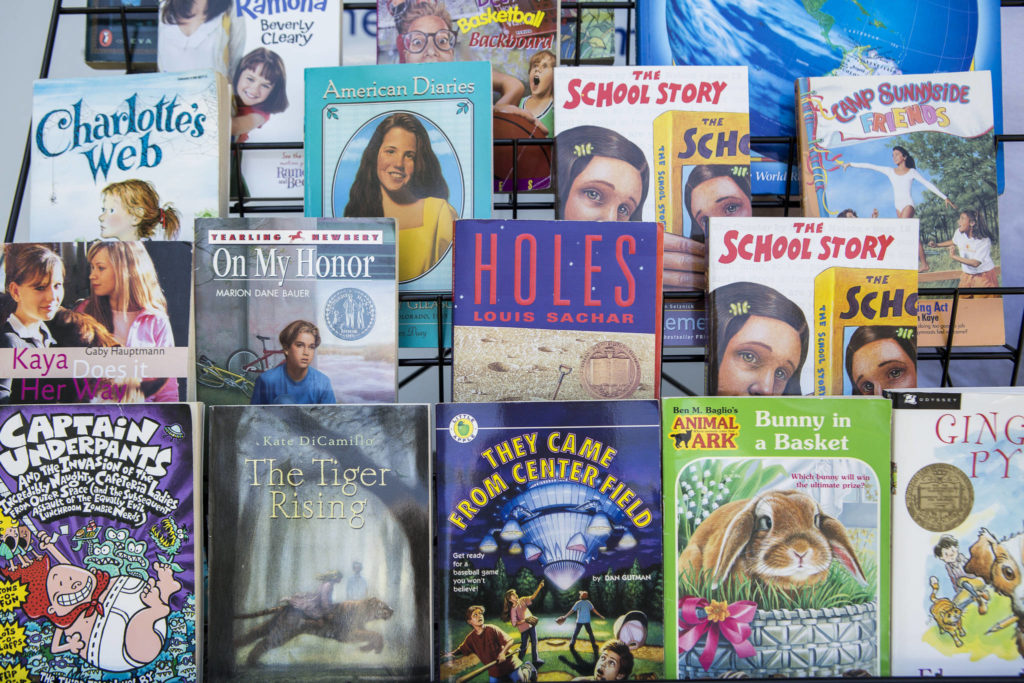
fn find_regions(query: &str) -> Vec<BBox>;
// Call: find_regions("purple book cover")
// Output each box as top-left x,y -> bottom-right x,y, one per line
0,403 -> 199,682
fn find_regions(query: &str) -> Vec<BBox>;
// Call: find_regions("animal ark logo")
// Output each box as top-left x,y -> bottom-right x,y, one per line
668,415 -> 739,450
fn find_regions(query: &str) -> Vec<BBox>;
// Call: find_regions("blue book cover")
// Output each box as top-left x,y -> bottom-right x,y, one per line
452,219 -> 662,402
636,0 -> 1004,196
304,61 -> 492,295
435,399 -> 663,682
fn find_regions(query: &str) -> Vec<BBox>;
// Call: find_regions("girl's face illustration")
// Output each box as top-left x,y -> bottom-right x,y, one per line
688,175 -> 752,235
88,249 -> 116,299
564,156 -> 642,222
376,127 -> 417,194
717,315 -> 801,396
99,194 -> 138,240
236,65 -> 274,107
11,273 -> 63,325
851,338 -> 916,395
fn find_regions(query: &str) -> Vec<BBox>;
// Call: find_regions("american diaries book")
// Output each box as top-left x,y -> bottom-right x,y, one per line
889,388 -> 1024,676
0,241 -> 193,404
707,217 -> 918,397
207,403 -> 431,682
637,0 -> 1004,196
30,70 -> 229,242
663,396 -> 892,679
194,217 -> 397,405
797,71 -> 1002,346
452,219 -> 662,402
375,0 -> 558,193
232,0 -> 341,201
304,61 -> 491,349
436,400 -> 663,682
0,403 -> 202,683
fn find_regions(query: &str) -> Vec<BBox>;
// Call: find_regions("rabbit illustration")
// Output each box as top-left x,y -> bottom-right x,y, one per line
679,489 -> 867,590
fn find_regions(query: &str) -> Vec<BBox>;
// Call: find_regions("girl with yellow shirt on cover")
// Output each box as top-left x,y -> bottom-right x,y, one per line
344,112 -> 457,282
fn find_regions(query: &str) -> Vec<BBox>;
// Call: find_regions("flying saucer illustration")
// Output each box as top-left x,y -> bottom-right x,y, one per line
163,423 -> 186,440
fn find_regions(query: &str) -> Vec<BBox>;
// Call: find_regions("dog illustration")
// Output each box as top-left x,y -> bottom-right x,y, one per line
964,527 -> 1024,657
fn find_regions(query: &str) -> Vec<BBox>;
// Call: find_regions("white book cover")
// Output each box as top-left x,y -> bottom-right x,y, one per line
890,388 -> 1024,676
232,0 -> 341,200
30,69 -> 229,242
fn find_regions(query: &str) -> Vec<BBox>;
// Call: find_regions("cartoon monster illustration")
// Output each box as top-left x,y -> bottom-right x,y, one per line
929,576 -> 966,647
83,531 -> 128,577
116,538 -> 152,580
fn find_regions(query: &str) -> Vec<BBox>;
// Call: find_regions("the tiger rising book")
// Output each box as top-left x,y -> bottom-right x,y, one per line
796,71 -> 1002,346
889,388 -> 1024,676
663,395 -> 892,678
0,402 -> 202,682
207,403 -> 431,682
436,399 -> 663,682
193,217 -> 398,406
30,70 -> 229,243
451,219 -> 662,402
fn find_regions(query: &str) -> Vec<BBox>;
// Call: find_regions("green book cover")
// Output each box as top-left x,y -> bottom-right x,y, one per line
662,396 -> 891,679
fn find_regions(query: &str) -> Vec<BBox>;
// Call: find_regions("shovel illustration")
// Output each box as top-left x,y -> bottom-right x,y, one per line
552,364 -> 572,399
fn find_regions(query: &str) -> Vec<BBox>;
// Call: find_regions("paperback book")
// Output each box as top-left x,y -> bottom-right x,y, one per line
436,399 -> 663,681
156,0 -> 245,79
194,217 -> 398,406
0,241 -> 193,404
375,0 -> 559,193
637,0 -> 1004,196
85,0 -> 159,69
0,402 -> 202,682
30,69 -> 229,243
797,70 -> 1002,346
890,388 -> 1024,676
231,0 -> 342,200
707,216 -> 918,396
207,403 -> 431,682
663,395 -> 891,678
304,61 -> 491,295
452,219 -> 662,402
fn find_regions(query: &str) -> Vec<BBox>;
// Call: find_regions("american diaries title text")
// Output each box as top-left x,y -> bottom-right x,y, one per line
458,220 -> 661,332
0,411 -> 180,526
34,89 -> 208,183
447,430 -> 652,531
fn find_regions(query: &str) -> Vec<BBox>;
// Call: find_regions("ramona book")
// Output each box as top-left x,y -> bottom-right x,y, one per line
30,69 -> 229,243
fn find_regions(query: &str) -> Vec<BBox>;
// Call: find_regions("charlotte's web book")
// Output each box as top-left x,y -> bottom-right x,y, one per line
637,0 -> 1004,196
797,71 -> 1002,346
194,217 -> 397,406
0,241 -> 193,405
376,0 -> 558,193
707,216 -> 918,396
890,388 -> 1024,676
231,0 -> 341,200
30,70 -> 229,242
436,400 -> 663,681
85,0 -> 159,69
207,403 -> 431,682
554,65 -> 749,347
0,403 -> 202,682
304,61 -> 491,296
452,219 -> 662,402
663,396 -> 891,678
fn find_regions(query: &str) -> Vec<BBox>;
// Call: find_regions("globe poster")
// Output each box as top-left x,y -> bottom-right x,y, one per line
637,0 -> 1003,195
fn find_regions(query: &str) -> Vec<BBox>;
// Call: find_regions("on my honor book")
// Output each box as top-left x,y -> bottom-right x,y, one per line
30,70 -> 229,242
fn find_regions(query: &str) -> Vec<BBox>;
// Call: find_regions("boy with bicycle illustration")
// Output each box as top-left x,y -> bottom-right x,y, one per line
250,320 -> 336,405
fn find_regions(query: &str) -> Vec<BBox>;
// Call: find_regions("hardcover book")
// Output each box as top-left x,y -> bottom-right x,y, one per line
30,69 -> 229,243
797,70 -> 1002,346
637,0 -> 1004,196
207,403 -> 431,682
0,402 -> 202,682
231,0 -> 342,201
85,0 -> 159,69
890,388 -> 1024,676
663,395 -> 891,678
194,217 -> 398,406
0,241 -> 193,404
304,61 -> 491,296
375,0 -> 559,193
452,219 -> 662,402
436,399 -> 663,681
707,216 -> 918,396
